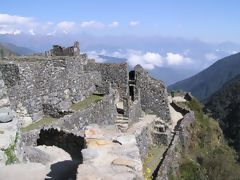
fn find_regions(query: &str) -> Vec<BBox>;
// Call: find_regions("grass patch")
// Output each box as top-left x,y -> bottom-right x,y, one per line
0,130 -> 4,134
4,132 -> 19,165
70,94 -> 103,111
174,98 -> 240,180
143,145 -> 168,179
21,116 -> 57,132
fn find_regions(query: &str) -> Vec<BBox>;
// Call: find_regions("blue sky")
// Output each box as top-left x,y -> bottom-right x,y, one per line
1,0 -> 240,42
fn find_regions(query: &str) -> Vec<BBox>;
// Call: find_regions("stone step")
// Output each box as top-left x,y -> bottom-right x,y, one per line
154,120 -> 165,125
117,116 -> 129,120
153,124 -> 166,132
115,119 -> 129,124
116,124 -> 129,132
115,123 -> 128,128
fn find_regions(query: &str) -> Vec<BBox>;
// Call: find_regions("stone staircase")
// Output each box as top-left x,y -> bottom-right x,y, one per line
115,114 -> 129,132
152,118 -> 172,145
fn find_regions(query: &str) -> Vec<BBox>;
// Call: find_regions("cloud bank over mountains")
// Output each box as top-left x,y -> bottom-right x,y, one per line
87,49 -> 193,70
1,13 -> 240,75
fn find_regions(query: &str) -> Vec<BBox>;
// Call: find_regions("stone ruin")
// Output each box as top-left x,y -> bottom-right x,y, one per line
45,41 -> 80,57
0,42 -> 195,179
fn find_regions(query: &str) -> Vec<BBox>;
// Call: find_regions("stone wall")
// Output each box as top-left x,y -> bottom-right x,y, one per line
0,71 -> 14,123
135,124 -> 153,159
84,60 -> 129,99
0,57 -> 102,122
128,99 -> 143,125
54,88 -> 118,131
21,89 -> 118,146
155,111 -> 195,179
134,65 -> 170,122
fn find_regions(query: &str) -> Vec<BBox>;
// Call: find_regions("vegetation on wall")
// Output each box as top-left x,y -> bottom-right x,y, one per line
4,132 -> 19,165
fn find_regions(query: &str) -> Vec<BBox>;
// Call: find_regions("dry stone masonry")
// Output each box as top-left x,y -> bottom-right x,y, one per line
0,42 -> 190,180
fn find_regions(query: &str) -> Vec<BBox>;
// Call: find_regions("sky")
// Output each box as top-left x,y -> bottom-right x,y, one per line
0,0 -> 240,83
1,0 -> 240,42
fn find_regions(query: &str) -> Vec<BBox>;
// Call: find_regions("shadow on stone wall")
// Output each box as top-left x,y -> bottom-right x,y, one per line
37,128 -> 85,162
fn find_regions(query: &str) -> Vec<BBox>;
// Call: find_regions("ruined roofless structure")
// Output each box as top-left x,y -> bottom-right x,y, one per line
0,42 -> 195,179
45,41 -> 80,57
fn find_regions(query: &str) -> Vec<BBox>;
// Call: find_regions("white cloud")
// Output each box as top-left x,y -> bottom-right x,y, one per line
0,13 -> 35,35
57,21 -> 75,33
166,52 -> 192,65
0,13 -> 34,25
0,29 -> 21,35
84,49 -> 194,70
128,51 -> 163,70
205,53 -> 218,61
80,21 -> 105,29
86,50 -> 106,62
108,21 -> 119,28
47,30 -> 57,36
129,21 -> 140,27
29,29 -> 35,35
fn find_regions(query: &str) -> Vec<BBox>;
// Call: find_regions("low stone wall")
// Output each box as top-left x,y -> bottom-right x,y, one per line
21,89 -> 118,146
134,65 -> 170,122
128,99 -> 143,125
155,111 -> 195,179
84,60 -> 129,99
135,124 -> 153,160
170,101 -> 189,115
0,57 -> 102,122
0,70 -> 19,164
54,89 -> 118,131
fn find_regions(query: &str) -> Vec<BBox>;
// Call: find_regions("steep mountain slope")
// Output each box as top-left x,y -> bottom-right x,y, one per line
169,52 -> 240,100
204,75 -> 240,159
176,99 -> 240,179
1,42 -> 35,55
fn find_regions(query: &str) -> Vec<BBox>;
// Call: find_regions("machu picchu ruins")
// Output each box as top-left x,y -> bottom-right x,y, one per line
0,42 -> 196,180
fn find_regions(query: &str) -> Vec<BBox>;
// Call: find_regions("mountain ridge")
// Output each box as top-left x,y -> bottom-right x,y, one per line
169,52 -> 240,100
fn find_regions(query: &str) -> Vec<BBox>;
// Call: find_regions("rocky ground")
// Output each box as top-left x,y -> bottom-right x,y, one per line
0,114 -> 156,180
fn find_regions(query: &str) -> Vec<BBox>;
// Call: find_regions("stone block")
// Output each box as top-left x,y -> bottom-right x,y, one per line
0,107 -> 14,123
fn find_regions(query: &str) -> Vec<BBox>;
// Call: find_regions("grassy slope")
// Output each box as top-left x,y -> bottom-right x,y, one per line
172,99 -> 240,180
204,75 -> 240,160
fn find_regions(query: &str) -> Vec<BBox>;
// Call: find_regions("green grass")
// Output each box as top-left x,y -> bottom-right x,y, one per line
21,116 -> 57,132
21,94 -> 103,132
70,94 -> 103,111
143,145 -> 168,179
5,132 -> 19,165
173,98 -> 240,180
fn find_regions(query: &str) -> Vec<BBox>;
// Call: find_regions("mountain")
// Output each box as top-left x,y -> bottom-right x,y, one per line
204,75 -> 240,160
1,42 -> 35,55
150,67 -> 196,85
169,52 -> 240,100
0,44 -> 18,58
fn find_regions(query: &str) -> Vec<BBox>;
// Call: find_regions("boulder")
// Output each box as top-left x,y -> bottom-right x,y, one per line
0,107 -> 14,123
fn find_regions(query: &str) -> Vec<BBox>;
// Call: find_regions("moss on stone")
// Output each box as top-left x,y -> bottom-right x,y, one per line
70,94 -> 103,111
21,116 -> 57,132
